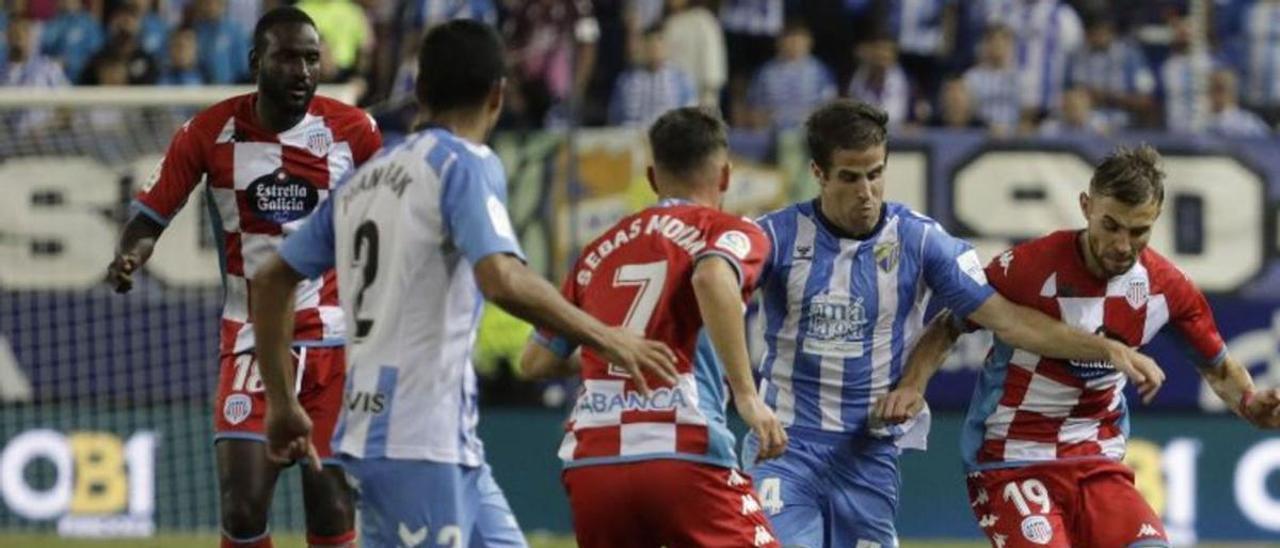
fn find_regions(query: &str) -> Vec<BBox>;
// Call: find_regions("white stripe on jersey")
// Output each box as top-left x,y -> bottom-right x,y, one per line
210,187 -> 239,232
1058,416 -> 1098,445
770,214 -> 816,426
1003,439 -> 1056,461
1020,374 -> 1078,418
818,240 -> 859,431
1142,295 -> 1169,344
869,218 -> 902,403
224,273 -> 250,323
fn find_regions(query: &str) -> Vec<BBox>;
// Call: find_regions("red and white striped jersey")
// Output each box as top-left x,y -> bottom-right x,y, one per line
535,200 -> 771,469
133,93 -> 382,356
961,230 -> 1226,470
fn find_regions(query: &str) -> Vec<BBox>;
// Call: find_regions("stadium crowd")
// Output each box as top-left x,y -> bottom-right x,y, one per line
4,0 -> 1280,136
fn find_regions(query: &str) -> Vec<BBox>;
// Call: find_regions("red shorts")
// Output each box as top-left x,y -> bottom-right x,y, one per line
213,346 -> 346,460
563,459 -> 780,548
967,460 -> 1170,548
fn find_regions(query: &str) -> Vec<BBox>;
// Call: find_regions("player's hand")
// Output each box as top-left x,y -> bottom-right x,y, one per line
737,396 -> 788,462
599,327 -> 679,396
1241,388 -> 1280,429
106,253 -> 140,294
873,385 -> 925,425
265,400 -> 321,471
1108,343 -> 1164,404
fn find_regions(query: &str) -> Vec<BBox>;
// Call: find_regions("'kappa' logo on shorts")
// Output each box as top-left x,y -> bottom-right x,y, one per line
1021,515 -> 1053,545
223,393 -> 253,425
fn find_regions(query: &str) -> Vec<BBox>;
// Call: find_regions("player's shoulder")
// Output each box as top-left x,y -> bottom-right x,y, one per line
1139,245 -> 1196,291
1012,230 -> 1077,257
754,201 -> 809,231
884,202 -> 941,230
309,96 -> 378,134
427,128 -> 497,168
183,93 -> 248,137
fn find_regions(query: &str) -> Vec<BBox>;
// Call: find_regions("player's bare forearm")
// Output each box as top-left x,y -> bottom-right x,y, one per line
970,293 -> 1116,362
475,253 -> 614,352
519,339 -> 576,380
898,310 -> 961,391
1201,355 -> 1255,416
249,255 -> 304,407
691,257 -> 756,399
107,214 -> 165,293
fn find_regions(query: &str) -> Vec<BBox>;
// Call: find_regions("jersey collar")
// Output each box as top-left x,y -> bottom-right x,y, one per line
656,197 -> 693,208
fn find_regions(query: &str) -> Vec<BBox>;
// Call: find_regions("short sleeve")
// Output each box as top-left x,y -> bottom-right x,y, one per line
1164,268 -> 1228,367
278,195 -> 337,279
132,118 -> 208,226
440,153 -> 525,265
921,224 -> 995,319
695,216 -> 771,293
351,112 -> 383,165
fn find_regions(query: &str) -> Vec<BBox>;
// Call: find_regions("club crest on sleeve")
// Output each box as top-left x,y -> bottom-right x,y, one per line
223,393 -> 252,425
715,230 -> 752,260
1126,278 -> 1149,309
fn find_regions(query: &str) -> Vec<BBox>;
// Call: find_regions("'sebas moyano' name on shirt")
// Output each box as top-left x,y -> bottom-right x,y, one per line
576,214 -> 707,285
340,162 -> 413,213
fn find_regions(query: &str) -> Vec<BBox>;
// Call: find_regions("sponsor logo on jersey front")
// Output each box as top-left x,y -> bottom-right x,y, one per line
802,294 -> 868,356
246,168 -> 319,223
1020,515 -> 1053,545
575,386 -> 690,414
1068,326 -> 1125,378
222,393 -> 252,425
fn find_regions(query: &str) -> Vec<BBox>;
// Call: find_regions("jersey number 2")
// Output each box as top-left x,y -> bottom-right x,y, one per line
352,221 -> 379,339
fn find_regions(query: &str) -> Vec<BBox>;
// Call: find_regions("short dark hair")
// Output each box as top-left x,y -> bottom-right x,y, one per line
417,19 -> 506,113
1091,145 -> 1165,205
648,107 -> 728,178
252,6 -> 316,53
805,99 -> 888,172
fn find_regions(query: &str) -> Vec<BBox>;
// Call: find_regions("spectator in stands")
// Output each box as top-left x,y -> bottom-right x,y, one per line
608,24 -> 695,127
193,0 -> 249,83
1160,11 -> 1214,133
746,21 -> 836,130
124,0 -> 169,60
503,0 -> 600,128
847,34 -> 911,128
82,6 -> 158,85
661,0 -> 725,108
1066,15 -> 1156,129
890,0 -> 958,102
932,75 -> 984,129
625,0 -> 664,35
297,0 -> 370,82
158,26 -> 203,85
3,16 -> 68,87
720,0 -> 783,125
1243,0 -> 1280,125
1040,86 -> 1110,135
964,23 -> 1020,134
40,0 -> 104,83
986,0 -> 1083,124
1207,67 -> 1271,137
409,0 -> 497,28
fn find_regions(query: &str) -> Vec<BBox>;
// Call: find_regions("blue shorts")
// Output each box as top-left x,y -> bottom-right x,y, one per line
340,457 -> 527,548
743,430 -> 901,548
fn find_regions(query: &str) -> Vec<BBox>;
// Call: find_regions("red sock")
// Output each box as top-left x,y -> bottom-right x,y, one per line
308,530 -> 357,547
221,531 -> 273,548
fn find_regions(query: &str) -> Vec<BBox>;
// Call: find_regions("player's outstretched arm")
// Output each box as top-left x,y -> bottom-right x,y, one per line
106,214 -> 165,293
249,255 -> 321,470
969,293 -> 1166,403
1200,354 -> 1280,429
519,340 -> 578,380
874,310 -> 961,425
692,256 -> 788,461
474,253 -> 679,395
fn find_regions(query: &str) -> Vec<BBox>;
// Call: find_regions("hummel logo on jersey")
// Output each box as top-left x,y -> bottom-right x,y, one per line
727,469 -> 748,487
753,526 -> 775,547
979,514 -> 999,528
741,494 -> 761,515
398,523 -> 427,547
794,245 -> 813,261
1138,523 -> 1161,537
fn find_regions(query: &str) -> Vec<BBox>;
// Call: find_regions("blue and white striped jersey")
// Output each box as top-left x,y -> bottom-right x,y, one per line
608,65 -> 697,128
891,0 -> 955,57
986,0 -> 1083,112
1207,105 -> 1272,137
847,65 -> 912,128
754,201 -> 994,448
719,0 -> 783,36
1066,40 -> 1155,128
748,56 -> 837,130
1245,1 -> 1280,107
964,65 -> 1021,129
279,127 -> 523,466
1160,50 -> 1215,133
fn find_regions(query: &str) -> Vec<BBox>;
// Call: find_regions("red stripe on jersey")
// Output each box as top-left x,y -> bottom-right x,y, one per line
1033,362 -> 1085,389
1103,298 -> 1147,345
675,424 -> 709,454
234,190 -> 285,235
621,410 -> 677,424
281,145 -> 331,189
218,319 -> 244,358
319,272 -> 340,306
978,439 -> 1007,463
208,142 -> 235,189
1097,415 -> 1124,439
224,232 -> 244,276
293,308 -> 324,340
1072,387 -> 1115,419
573,428 -> 621,460
1000,366 -> 1035,407
1005,410 -> 1066,443
1056,441 -> 1102,459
